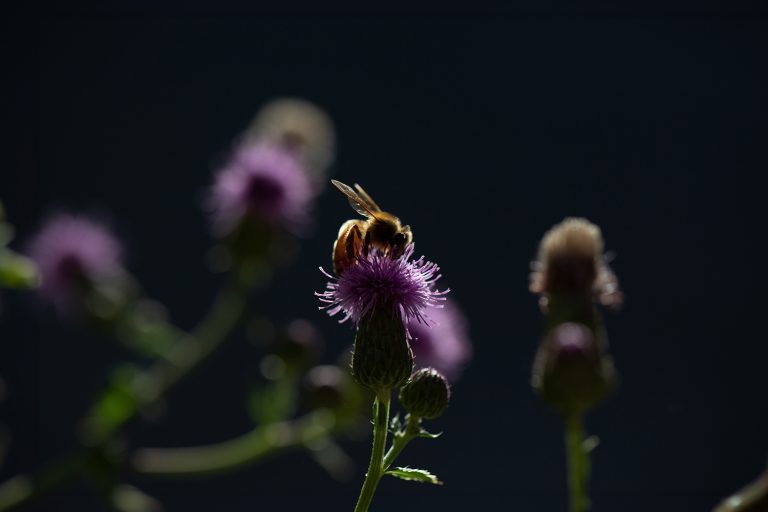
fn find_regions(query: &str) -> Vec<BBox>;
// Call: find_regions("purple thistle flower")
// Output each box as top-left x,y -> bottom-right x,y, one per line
408,299 -> 472,380
550,322 -> 597,362
27,214 -> 122,309
317,245 -> 448,334
210,142 -> 314,235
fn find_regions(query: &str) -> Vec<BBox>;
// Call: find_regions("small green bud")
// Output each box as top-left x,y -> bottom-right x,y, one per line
399,368 -> 450,419
532,322 -> 616,416
352,309 -> 413,393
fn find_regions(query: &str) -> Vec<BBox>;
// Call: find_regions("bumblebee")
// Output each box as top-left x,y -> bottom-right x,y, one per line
331,180 -> 413,275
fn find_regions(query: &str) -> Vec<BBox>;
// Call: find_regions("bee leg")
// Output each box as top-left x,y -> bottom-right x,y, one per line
346,224 -> 364,260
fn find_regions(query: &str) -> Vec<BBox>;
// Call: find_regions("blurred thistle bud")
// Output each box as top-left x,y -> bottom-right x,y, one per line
271,319 -> 323,372
317,245 -> 448,392
530,217 -> 622,309
409,298 -> 472,381
303,365 -> 346,411
399,367 -> 450,420
714,467 -> 768,512
245,98 -> 336,189
303,363 -> 372,431
532,322 -> 616,416
26,214 -> 126,316
305,350 -> 375,425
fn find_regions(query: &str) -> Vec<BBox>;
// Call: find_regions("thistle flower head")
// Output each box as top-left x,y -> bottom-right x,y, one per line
408,299 -> 472,380
27,214 -> 122,308
317,244 -> 447,332
210,142 -> 314,235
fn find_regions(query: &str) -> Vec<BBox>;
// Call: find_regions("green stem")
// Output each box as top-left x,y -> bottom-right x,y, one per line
382,415 -> 420,471
131,410 -> 336,477
80,281 -> 248,444
132,281 -> 248,413
0,281 -> 249,510
565,414 -> 588,512
354,391 -> 391,512
0,453 -> 89,511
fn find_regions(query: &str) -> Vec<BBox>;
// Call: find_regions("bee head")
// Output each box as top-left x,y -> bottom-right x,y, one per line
390,228 -> 413,256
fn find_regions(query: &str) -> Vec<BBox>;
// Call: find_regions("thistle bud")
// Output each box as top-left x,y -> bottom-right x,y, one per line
303,365 -> 346,411
272,319 -> 322,371
352,309 -> 414,393
399,367 -> 450,420
532,322 -> 616,416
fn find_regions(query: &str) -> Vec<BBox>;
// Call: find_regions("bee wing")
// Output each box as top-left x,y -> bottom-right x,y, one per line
353,184 -> 382,213
331,179 -> 376,218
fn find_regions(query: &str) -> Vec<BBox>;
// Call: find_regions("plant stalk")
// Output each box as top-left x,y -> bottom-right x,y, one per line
353,391 -> 391,512
565,413 -> 588,512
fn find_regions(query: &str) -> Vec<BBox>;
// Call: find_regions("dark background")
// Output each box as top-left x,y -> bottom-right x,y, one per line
2,4 -> 767,511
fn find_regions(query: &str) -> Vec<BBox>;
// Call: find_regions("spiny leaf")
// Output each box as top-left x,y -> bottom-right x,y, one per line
389,413 -> 402,433
418,427 -> 442,439
583,435 -> 599,453
385,467 -> 442,485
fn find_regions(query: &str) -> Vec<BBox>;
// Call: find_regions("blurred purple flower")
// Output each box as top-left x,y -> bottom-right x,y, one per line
27,214 -> 122,308
408,299 -> 472,380
317,244 -> 447,333
210,142 -> 314,235
548,322 -> 598,364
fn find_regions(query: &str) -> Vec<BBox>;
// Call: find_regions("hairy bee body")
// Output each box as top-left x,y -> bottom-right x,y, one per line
330,181 -> 412,275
